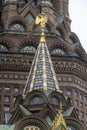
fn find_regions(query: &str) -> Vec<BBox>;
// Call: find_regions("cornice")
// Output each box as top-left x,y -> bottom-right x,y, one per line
0,54 -> 87,80
51,55 -> 87,66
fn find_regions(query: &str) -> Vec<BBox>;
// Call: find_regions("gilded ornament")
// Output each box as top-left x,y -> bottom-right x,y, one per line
35,12 -> 48,42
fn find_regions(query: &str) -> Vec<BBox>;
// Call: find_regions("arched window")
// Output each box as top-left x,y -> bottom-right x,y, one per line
20,46 -> 36,53
1,59 -> 5,64
50,97 -> 60,105
51,48 -> 66,55
9,21 -> 26,31
24,125 -> 40,130
65,63 -> 69,68
60,63 -> 64,67
71,63 -> 74,68
31,96 -> 43,105
0,45 -> 8,52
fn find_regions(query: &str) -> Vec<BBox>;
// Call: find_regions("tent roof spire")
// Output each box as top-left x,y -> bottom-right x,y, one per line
23,12 -> 60,97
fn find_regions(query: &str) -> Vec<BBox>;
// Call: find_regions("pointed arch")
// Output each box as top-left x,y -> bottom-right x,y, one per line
19,2 -> 38,28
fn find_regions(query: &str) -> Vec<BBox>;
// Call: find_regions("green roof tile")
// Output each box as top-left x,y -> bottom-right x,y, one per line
0,125 -> 15,130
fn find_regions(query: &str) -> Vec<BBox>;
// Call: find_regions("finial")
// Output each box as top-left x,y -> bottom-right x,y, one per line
35,12 -> 48,42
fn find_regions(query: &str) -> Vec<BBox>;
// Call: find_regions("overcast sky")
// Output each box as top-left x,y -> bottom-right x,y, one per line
69,0 -> 87,52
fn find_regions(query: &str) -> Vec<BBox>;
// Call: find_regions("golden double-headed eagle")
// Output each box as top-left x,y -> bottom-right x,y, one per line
35,12 -> 48,42
35,12 -> 48,29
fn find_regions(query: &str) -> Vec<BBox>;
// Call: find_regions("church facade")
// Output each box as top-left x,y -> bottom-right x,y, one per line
0,0 -> 87,129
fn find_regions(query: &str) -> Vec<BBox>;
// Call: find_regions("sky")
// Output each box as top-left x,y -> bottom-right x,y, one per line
69,0 -> 87,53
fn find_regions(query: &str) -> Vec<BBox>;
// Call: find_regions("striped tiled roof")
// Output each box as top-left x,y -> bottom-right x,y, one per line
23,12 -> 60,96
23,41 -> 60,96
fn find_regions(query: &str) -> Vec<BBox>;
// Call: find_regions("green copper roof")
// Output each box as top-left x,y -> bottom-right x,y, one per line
63,107 -> 74,117
8,125 -> 15,130
5,113 -> 12,124
23,42 -> 60,96
0,125 -> 15,130
19,105 -> 32,115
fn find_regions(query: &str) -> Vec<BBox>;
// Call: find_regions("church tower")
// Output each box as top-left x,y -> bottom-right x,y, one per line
0,12 -> 85,130
0,0 -> 87,128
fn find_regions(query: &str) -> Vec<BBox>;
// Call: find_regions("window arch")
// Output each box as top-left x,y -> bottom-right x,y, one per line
20,46 -> 36,53
68,126 -> 77,130
15,116 -> 50,130
0,45 -> 8,52
71,63 -> 74,68
50,96 -> 60,105
60,63 -> 64,67
55,63 -> 58,67
9,21 -> 26,32
30,96 -> 43,105
51,48 -> 66,55
24,125 -> 40,130
1,59 -> 5,64
65,63 -> 69,68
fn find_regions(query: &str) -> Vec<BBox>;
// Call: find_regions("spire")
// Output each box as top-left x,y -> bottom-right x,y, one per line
52,103 -> 67,130
23,12 -> 60,97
